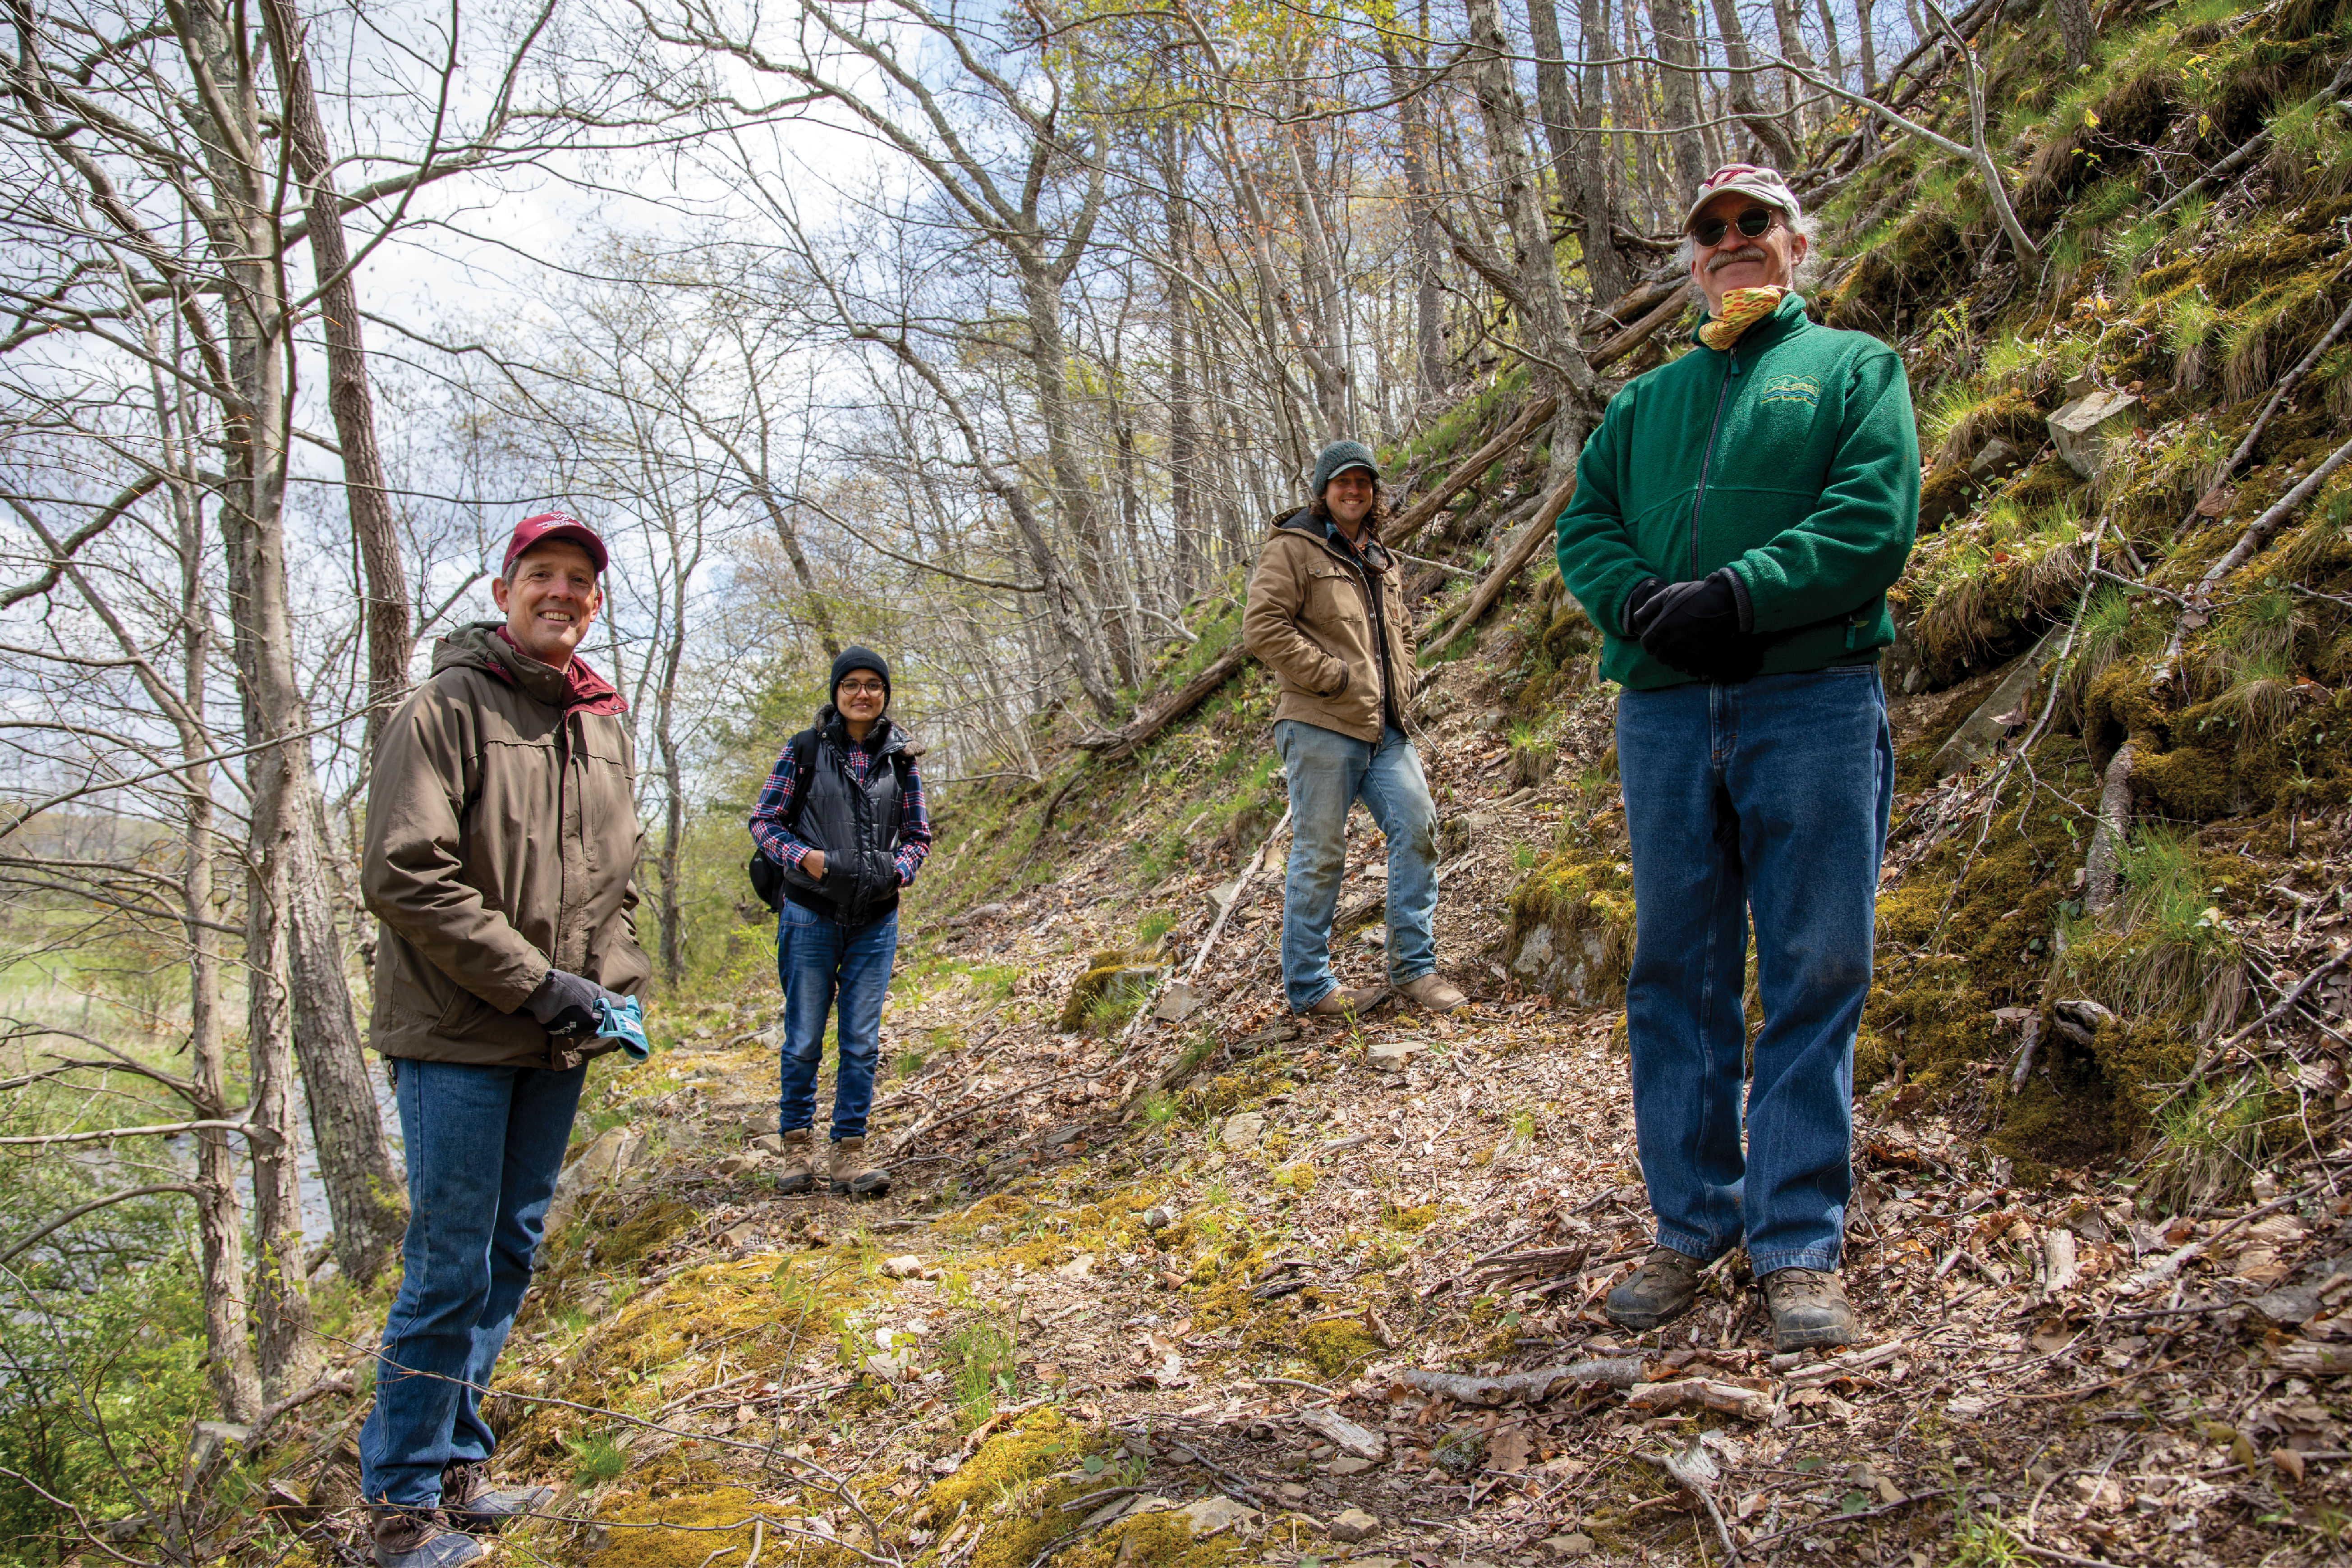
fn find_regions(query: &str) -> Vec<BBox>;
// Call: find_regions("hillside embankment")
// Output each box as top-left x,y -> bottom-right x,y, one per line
208,4 -> 2352,1564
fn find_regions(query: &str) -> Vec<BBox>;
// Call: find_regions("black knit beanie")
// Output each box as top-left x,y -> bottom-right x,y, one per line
830,645 -> 891,708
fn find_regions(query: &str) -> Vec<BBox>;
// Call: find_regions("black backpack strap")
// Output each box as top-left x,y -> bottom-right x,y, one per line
781,729 -> 820,839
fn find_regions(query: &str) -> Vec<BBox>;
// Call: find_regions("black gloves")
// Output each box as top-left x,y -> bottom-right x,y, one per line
524,968 -> 618,1036
1627,570 -> 1768,684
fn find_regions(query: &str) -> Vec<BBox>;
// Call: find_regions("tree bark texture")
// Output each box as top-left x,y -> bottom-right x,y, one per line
1648,0 -> 1713,192
259,0 -> 411,763
1463,0 -> 1601,488
1709,0 -> 1802,167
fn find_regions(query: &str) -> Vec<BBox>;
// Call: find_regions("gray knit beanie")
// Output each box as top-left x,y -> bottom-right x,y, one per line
1312,440 -> 1379,497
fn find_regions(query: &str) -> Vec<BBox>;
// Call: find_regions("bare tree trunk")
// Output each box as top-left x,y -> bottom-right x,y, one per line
187,0 -> 408,1297
1572,0 -> 1634,305
1769,0 -> 1820,139
2052,0 -> 2093,70
1857,0 -> 1880,93
1709,0 -> 1802,167
1463,0 -> 1600,487
1815,0 -> 1847,84
1161,124 -> 1201,594
1648,0 -> 1712,192
259,0 -> 410,759
1375,35 -> 1452,400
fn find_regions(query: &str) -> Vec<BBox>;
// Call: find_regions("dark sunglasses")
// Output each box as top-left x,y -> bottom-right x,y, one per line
1691,206 -> 1780,248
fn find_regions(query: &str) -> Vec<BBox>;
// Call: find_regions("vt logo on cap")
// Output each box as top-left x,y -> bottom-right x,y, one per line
502,512 -> 609,577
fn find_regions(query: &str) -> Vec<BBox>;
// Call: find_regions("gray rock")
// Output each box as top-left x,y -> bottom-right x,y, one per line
1968,436 -> 2024,479
1329,1508 -> 1383,1544
1221,1111 -> 1266,1150
1155,981 -> 1206,1022
1367,1041 -> 1420,1073
749,1133 -> 785,1155
2249,1284 -> 2323,1326
2049,389 -> 2141,482
1542,1535 -> 1596,1559
1177,1496 -> 1259,1538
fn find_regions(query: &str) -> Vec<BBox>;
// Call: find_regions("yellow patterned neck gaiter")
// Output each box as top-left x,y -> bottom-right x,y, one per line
1699,285 -> 1787,350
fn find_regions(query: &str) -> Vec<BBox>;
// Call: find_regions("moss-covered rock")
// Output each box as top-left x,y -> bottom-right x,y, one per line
1505,841 -> 1635,1008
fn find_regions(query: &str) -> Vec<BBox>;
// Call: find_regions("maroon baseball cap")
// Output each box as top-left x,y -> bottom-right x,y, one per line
501,512 -> 608,578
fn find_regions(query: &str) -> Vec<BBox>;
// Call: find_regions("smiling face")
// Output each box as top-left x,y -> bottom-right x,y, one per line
834,669 -> 887,738
492,540 -> 602,669
1323,468 -> 1376,535
1688,191 -> 1807,317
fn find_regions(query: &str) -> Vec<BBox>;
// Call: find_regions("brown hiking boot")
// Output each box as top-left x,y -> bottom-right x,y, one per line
1397,973 -> 1468,1013
775,1128 -> 816,1195
829,1136 -> 890,1197
370,1508 -> 484,1568
1603,1245 -> 1707,1330
442,1458 -> 551,1530
1306,983 -> 1385,1017
1762,1267 -> 1856,1352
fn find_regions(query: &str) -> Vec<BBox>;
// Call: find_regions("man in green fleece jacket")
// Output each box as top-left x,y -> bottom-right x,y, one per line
1555,164 -> 1920,1352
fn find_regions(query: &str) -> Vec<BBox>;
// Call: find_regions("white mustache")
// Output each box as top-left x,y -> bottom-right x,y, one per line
1708,246 -> 1769,272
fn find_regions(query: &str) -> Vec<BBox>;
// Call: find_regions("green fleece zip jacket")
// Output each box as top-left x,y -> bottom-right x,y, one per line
1555,293 -> 1920,690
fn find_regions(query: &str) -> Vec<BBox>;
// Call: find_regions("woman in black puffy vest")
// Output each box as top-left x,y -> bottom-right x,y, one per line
746,646 -> 932,1196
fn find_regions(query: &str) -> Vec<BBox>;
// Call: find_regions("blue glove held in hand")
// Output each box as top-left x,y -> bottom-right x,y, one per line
592,994 -> 650,1063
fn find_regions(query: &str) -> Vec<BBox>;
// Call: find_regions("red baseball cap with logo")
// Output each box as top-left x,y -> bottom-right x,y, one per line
501,512 -> 608,578
1685,163 -> 1803,230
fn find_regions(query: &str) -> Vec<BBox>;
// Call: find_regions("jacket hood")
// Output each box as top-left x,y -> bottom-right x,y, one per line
435,621 -> 568,706
1689,289 -> 1811,353
1273,508 -> 1393,571
436,620 -> 626,715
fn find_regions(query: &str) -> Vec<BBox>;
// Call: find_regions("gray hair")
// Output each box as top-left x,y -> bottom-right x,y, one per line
1677,206 -> 1824,291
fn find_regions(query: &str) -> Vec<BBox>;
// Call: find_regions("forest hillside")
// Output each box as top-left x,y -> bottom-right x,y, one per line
3,0 -> 2352,1565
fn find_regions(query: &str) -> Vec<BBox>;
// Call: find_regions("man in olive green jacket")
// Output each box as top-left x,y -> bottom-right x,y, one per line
358,513 -> 648,1567
1243,440 -> 1466,1020
1555,165 -> 1920,1356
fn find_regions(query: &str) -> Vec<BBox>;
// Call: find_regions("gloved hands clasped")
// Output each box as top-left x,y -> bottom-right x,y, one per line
1625,569 -> 1769,684
524,967 -> 626,1036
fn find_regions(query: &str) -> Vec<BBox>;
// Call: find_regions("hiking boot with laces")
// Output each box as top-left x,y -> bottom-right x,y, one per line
370,1508 -> 484,1568
829,1135 -> 890,1197
1603,1245 -> 1706,1330
442,1458 -> 551,1531
775,1128 -> 816,1195
1762,1267 -> 1856,1352
1397,973 -> 1468,1013
1305,983 -> 1385,1018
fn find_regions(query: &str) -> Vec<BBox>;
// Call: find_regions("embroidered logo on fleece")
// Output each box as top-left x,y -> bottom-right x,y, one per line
1759,373 -> 1823,408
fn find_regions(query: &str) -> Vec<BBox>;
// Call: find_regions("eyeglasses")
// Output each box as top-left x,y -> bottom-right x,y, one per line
838,680 -> 887,697
1691,206 -> 1780,249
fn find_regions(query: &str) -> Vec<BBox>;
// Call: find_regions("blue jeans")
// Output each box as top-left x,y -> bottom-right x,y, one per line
1615,666 -> 1892,1276
777,903 -> 897,1141
359,1056 -> 585,1507
1273,720 -> 1441,1013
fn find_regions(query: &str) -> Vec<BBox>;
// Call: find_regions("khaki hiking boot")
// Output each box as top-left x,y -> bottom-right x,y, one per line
829,1136 -> 890,1197
370,1508 -> 484,1568
442,1459 -> 551,1531
1306,983 -> 1385,1017
1397,973 -> 1468,1013
1762,1267 -> 1856,1352
775,1128 -> 816,1195
1604,1245 -> 1707,1330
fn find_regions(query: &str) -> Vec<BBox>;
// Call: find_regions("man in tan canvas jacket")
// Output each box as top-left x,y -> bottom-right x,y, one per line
356,512 -> 648,1568
1243,439 -> 1467,1019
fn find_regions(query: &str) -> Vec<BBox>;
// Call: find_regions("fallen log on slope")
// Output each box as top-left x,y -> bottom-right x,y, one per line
1388,393 -> 1559,546
1421,469 -> 1577,651
1075,642 -> 1249,761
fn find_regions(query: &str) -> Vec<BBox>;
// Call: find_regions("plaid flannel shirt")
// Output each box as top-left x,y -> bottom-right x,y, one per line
747,734 -> 932,887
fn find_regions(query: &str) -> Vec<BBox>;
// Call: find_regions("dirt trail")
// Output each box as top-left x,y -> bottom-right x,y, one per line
367,652 -> 2352,1568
